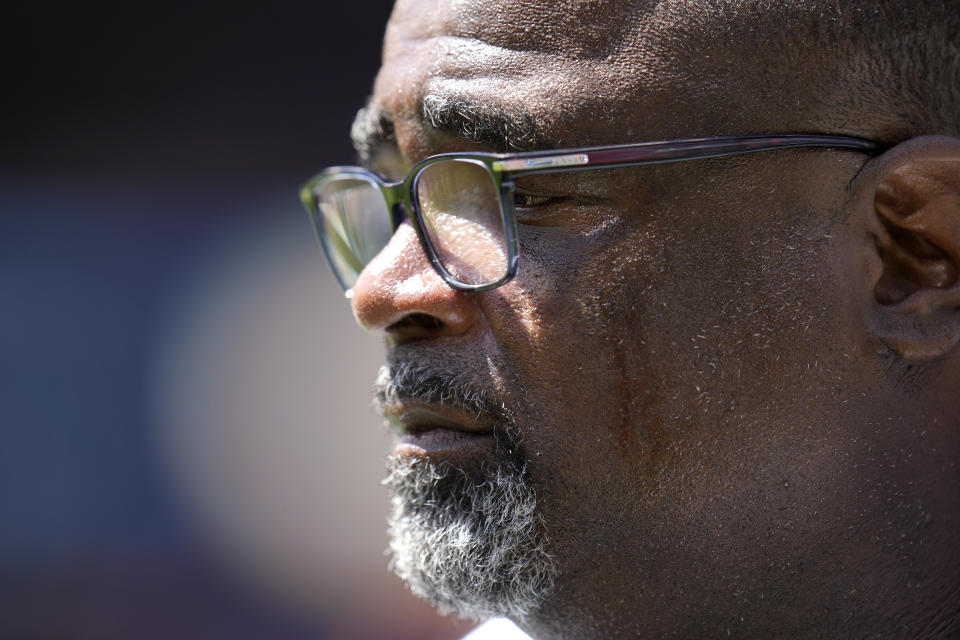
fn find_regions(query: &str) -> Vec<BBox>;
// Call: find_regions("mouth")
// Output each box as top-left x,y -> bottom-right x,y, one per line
383,401 -> 504,463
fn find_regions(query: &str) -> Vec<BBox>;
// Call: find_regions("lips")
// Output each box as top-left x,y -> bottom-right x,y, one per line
383,400 -> 501,462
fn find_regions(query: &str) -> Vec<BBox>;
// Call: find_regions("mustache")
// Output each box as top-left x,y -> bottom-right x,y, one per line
375,361 -> 528,478
373,361 -> 510,424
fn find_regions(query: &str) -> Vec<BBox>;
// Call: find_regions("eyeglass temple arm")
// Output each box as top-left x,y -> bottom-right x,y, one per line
493,135 -> 882,176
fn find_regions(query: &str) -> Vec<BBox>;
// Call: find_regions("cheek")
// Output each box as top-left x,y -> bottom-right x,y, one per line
482,215 -> 675,492
484,198 -> 845,499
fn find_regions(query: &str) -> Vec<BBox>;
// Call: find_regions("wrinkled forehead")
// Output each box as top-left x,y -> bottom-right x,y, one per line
374,0 -> 818,150
387,0 -> 654,60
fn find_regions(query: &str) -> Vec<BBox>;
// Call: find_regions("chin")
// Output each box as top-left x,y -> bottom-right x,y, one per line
384,454 -> 557,621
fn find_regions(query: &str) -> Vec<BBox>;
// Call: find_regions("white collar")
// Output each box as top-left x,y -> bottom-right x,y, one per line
461,618 -> 533,640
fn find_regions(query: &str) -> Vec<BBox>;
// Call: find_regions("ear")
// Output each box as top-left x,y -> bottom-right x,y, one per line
859,136 -> 960,360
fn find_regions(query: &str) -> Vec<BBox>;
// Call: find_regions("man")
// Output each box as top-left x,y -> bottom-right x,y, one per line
302,1 -> 960,637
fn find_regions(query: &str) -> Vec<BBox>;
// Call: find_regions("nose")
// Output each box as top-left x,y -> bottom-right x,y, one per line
350,222 -> 478,342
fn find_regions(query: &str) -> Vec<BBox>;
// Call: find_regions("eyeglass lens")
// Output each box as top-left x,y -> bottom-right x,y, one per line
315,174 -> 393,290
414,159 -> 508,287
314,160 -> 509,291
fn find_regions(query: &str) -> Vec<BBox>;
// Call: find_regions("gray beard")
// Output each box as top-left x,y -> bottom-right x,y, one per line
384,455 -> 557,622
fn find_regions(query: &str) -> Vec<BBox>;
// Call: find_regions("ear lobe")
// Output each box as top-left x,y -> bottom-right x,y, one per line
866,138 -> 960,359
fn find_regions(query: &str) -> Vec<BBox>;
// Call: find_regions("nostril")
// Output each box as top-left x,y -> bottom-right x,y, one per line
387,312 -> 446,334
384,312 -> 450,342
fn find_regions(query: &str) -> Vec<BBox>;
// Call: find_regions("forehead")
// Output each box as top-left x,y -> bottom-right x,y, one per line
375,0 -> 817,149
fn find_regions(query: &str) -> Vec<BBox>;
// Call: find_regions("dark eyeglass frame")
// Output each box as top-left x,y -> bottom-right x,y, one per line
301,134 -> 883,295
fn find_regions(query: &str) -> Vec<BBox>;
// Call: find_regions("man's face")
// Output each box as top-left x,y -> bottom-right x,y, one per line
350,0 -> 935,635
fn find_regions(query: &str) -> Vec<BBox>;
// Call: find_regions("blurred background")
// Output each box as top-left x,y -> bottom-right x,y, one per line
2,2 -> 469,638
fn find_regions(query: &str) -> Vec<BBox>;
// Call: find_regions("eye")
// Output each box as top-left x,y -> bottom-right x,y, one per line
510,187 -> 581,226
509,184 -> 609,227
512,190 -> 560,209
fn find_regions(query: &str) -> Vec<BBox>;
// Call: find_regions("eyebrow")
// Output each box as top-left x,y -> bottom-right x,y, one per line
350,105 -> 396,167
350,94 -> 553,166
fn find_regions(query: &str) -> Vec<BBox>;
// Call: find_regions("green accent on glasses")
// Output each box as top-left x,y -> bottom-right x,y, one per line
300,134 -> 882,298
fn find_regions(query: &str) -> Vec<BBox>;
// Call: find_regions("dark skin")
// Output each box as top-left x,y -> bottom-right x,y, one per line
349,1 -> 960,637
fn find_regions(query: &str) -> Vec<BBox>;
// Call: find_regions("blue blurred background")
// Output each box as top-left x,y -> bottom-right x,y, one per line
1,3 -> 468,638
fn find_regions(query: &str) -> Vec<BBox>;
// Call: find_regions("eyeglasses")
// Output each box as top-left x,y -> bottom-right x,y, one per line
300,134 -> 881,297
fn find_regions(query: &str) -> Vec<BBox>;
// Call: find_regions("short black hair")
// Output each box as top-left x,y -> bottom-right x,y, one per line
829,0 -> 960,141
666,0 -> 958,142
